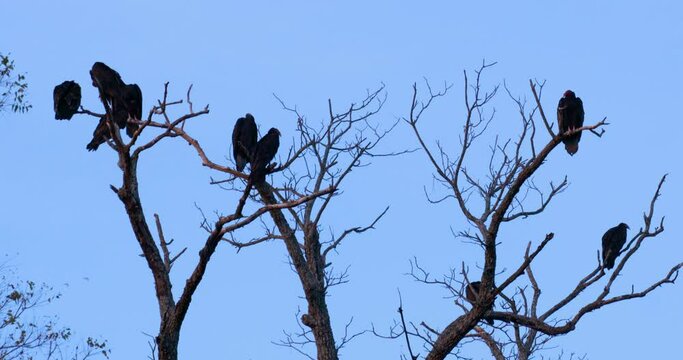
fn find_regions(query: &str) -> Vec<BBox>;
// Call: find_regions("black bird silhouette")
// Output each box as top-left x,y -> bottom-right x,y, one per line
53,81 -> 81,120
121,84 -> 142,138
602,223 -> 629,270
89,62 -> 145,139
231,113 -> 258,171
465,281 -> 494,325
557,90 -> 585,155
90,62 -> 125,111
249,128 -> 281,184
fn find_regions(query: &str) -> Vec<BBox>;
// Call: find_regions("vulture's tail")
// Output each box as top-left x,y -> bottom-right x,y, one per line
126,122 -> 139,138
603,249 -> 617,270
86,141 -> 101,152
564,140 -> 579,156
236,156 -> 248,172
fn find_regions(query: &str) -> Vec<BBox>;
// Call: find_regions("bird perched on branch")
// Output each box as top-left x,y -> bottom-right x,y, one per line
249,128 -> 281,184
602,223 -> 629,270
121,84 -> 142,138
557,90 -> 585,155
89,62 -> 142,137
53,81 -> 81,120
231,113 -> 258,171
465,281 -> 494,325
90,62 -> 125,120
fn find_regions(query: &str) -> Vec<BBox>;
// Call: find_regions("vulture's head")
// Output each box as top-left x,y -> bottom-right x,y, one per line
268,128 -> 281,137
90,62 -> 105,86
563,90 -> 576,98
619,223 -> 630,230
89,70 -> 97,87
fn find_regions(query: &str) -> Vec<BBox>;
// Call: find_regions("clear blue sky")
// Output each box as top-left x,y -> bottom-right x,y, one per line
2,1 -> 682,358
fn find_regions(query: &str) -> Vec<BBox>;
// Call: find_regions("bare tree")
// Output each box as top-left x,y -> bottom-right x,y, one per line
387,62 -> 681,360
64,60 -> 395,359
0,268 -> 109,360
223,88 -> 396,360
0,52 -> 30,114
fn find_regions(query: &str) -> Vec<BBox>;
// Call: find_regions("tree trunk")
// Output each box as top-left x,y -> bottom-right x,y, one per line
157,320 -> 180,360
117,154 -> 180,360
255,183 -> 338,360
305,288 -> 338,360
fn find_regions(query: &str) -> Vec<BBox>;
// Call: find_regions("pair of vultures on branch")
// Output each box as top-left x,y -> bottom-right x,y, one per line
231,113 -> 281,184
53,62 -> 142,151
464,91 -> 629,325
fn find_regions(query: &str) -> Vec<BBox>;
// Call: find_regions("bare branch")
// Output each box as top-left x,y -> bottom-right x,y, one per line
529,79 -> 554,138
397,291 -> 419,360
154,213 -> 186,272
322,206 -> 389,259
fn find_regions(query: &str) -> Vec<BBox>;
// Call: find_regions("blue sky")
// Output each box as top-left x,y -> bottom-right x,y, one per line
1,1 -> 682,358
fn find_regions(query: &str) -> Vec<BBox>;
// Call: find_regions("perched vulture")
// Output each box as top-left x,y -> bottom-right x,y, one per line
89,62 -> 125,107
602,223 -> 629,270
53,81 -> 82,120
465,281 -> 494,325
557,90 -> 585,155
86,116 -> 110,152
89,62 -> 144,137
249,128 -> 281,183
121,84 -> 143,138
232,113 -> 258,171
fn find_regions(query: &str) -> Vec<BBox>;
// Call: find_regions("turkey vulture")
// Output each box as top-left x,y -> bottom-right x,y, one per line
232,113 -> 258,171
249,128 -> 281,183
90,62 -> 144,137
53,81 -> 82,120
602,223 -> 629,270
121,84 -> 143,138
90,62 -> 129,129
90,62 -> 125,106
86,116 -> 110,151
465,281 -> 494,325
557,90 -> 585,155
